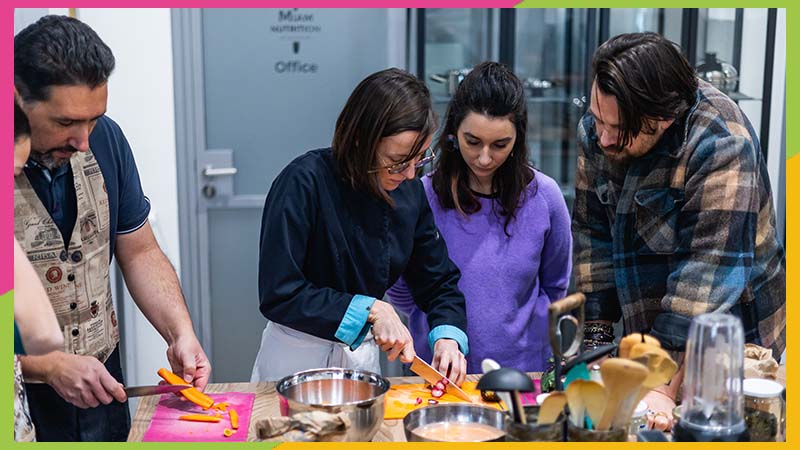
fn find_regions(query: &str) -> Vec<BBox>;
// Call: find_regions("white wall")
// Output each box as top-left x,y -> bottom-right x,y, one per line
76,8 -> 178,392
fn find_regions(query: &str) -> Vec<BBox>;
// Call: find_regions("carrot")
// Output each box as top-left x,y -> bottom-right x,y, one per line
214,402 -> 229,412
229,408 -> 239,430
179,414 -> 221,423
223,428 -> 234,437
157,368 -> 214,409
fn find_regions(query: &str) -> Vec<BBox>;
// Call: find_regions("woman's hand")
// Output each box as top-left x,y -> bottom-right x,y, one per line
369,300 -> 416,363
432,338 -> 466,386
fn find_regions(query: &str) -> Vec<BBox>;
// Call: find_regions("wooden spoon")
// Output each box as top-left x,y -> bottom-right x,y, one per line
537,391 -> 567,425
581,380 -> 608,428
628,341 -> 662,360
618,333 -> 660,359
614,347 -> 678,429
596,358 -> 648,430
566,380 -> 586,427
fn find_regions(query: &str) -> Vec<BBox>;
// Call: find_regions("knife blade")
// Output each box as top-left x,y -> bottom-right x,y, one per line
123,384 -> 192,397
409,356 -> 474,403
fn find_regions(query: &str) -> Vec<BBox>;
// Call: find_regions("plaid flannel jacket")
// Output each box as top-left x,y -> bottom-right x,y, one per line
573,80 -> 785,356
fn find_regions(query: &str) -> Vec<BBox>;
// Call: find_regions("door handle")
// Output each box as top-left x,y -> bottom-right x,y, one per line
202,165 -> 238,177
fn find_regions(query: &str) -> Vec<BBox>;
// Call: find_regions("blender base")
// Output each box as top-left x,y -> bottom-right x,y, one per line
673,421 -> 749,442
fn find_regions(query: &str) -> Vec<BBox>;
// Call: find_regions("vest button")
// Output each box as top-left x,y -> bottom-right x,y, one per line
71,329 -> 79,336
67,274 -> 75,282
60,250 -> 68,262
70,302 -> 77,310
71,251 -> 83,263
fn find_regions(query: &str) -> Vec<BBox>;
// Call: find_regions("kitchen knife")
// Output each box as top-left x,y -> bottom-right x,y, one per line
409,356 -> 474,403
124,384 -> 192,398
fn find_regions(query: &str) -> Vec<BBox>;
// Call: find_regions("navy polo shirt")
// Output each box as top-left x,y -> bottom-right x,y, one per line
23,115 -> 151,261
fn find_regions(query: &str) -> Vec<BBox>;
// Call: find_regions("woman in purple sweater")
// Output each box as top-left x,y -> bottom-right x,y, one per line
387,62 -> 572,374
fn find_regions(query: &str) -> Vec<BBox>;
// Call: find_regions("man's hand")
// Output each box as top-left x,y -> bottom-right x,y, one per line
166,334 -> 211,391
432,338 -> 466,387
643,390 -> 676,431
44,352 -> 127,409
369,300 -> 416,363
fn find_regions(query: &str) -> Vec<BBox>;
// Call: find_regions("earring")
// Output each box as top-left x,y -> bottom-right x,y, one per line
446,134 -> 459,151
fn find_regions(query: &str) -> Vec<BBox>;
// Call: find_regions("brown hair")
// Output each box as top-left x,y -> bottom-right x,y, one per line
592,32 -> 698,148
332,68 -> 436,206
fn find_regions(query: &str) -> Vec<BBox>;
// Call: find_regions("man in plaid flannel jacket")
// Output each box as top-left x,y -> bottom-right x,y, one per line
573,32 -> 785,429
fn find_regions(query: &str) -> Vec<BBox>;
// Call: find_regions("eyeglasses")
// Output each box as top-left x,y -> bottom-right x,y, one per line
368,147 -> 436,174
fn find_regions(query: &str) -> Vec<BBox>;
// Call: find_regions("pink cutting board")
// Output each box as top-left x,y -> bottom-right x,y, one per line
143,392 -> 255,442
521,378 -> 542,405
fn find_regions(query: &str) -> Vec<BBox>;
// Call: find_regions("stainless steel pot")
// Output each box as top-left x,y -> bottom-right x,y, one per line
275,368 -> 390,441
403,403 -> 507,442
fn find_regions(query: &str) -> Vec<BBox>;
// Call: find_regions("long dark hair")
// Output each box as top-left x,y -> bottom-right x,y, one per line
592,32 -> 698,148
15,15 -> 115,102
332,68 -> 436,207
431,61 -> 534,236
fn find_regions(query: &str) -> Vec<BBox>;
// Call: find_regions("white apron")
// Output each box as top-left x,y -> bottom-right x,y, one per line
250,320 -> 380,382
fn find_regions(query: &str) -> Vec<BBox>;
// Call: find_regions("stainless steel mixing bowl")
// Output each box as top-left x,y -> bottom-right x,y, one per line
403,403 -> 507,442
275,368 -> 390,441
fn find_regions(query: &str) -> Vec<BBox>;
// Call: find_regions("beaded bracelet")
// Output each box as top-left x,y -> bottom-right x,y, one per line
584,331 -> 614,341
585,323 -> 614,335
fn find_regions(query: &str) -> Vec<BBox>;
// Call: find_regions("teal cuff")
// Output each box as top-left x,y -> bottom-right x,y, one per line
428,325 -> 469,356
334,295 -> 376,351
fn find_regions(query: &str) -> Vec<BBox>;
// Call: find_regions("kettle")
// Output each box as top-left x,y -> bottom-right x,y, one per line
695,52 -> 739,93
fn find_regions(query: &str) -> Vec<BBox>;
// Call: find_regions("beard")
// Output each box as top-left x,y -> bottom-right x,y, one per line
28,145 -> 78,170
600,145 -> 631,164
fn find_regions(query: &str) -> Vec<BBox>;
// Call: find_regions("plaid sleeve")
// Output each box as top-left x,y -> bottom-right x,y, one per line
653,131 -> 759,348
572,119 -> 620,322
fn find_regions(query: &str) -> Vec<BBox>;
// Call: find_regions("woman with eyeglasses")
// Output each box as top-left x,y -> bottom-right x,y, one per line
387,62 -> 572,373
251,68 -> 469,384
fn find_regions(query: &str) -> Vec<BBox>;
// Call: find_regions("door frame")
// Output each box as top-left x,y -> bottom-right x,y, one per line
172,8 -> 214,363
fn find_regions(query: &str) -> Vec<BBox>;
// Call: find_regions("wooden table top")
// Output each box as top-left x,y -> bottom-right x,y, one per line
129,366 -> 785,442
128,373 -> 540,442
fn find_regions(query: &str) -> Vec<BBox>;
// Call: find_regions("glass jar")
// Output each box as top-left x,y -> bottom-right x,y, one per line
743,378 -> 785,442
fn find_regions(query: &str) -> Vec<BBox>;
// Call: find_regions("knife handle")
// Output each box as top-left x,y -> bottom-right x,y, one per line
547,292 -> 585,317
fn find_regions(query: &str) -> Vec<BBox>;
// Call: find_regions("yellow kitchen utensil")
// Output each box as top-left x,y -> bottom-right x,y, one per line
618,333 -> 660,359
616,346 -> 679,429
566,380 -> 586,427
537,391 -> 567,425
596,358 -> 648,431
581,380 -> 608,427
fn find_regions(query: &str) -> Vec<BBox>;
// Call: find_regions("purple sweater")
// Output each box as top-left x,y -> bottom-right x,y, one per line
387,171 -> 572,373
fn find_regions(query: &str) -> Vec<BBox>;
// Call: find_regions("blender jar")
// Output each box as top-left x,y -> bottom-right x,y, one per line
674,313 -> 746,441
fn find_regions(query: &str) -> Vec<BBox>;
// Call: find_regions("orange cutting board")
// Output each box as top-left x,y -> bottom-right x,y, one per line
384,381 -> 504,420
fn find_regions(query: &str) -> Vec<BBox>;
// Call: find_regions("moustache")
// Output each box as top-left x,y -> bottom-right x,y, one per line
46,145 -> 80,155
600,145 -> 623,154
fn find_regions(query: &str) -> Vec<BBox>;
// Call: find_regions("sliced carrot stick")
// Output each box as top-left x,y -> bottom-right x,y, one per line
229,408 -> 239,429
214,402 -> 229,412
179,414 -> 221,423
157,368 -> 214,409
223,428 -> 234,437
